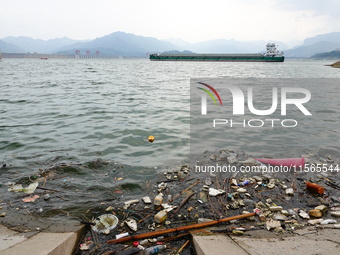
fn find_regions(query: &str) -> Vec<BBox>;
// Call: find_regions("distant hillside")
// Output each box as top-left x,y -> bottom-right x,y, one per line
1,36 -> 88,53
285,31 -> 340,57
0,40 -> 25,53
56,31 -> 180,56
2,30 -> 340,58
57,32 -> 288,56
311,50 -> 340,59
303,31 -> 340,46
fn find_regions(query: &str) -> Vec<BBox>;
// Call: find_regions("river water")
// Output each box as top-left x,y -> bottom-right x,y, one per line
0,58 -> 339,217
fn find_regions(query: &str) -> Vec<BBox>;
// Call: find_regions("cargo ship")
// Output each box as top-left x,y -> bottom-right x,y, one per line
150,43 -> 284,62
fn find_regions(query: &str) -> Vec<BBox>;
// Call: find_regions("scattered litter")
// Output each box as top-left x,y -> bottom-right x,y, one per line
298,210 -> 310,219
153,193 -> 164,206
144,245 -> 166,255
209,188 -> 225,196
285,188 -> 294,196
266,219 -> 281,231
124,218 -> 138,232
308,219 -> 324,225
238,180 -> 250,186
239,158 -> 260,166
115,232 -> 129,240
321,219 -> 337,225
142,196 -> 152,204
154,210 -> 167,223
92,214 -> 119,234
8,184 -> 24,192
315,205 -> 328,213
330,211 -> 340,217
133,241 -> 145,250
306,181 -> 325,195
161,203 -> 176,212
309,209 -> 322,218
79,243 -> 91,251
22,195 -> 40,203
7,182 -> 39,194
273,213 -> 288,221
42,194 -> 50,200
105,206 -> 114,212
237,188 -> 247,193
123,199 -> 139,210
269,206 -> 283,212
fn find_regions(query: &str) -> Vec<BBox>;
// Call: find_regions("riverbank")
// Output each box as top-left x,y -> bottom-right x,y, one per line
330,60 -> 340,68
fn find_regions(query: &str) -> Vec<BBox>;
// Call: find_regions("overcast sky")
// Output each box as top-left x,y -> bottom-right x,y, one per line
1,0 -> 340,45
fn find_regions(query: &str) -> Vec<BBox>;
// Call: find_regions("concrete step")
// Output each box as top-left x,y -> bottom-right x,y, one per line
0,226 -> 83,255
192,234 -> 248,255
0,208 -> 84,255
192,226 -> 340,255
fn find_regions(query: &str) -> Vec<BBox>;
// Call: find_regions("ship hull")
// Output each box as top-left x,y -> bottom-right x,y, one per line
149,54 -> 284,62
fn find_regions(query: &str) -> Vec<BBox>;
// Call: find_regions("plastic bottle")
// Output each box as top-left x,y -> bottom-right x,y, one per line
153,193 -> 163,206
238,180 -> 250,186
144,245 -> 167,255
132,241 -> 145,250
154,210 -> 167,223
139,239 -> 149,245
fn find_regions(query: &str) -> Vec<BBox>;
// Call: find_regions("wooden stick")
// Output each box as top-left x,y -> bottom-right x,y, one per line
176,240 -> 190,255
168,180 -> 200,203
171,192 -> 196,216
107,212 -> 256,244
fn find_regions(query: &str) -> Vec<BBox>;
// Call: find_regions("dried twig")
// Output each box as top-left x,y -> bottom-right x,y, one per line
171,192 -> 196,217
176,240 -> 190,255
168,180 -> 200,203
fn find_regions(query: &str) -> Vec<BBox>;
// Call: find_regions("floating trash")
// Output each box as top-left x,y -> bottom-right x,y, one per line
22,195 -> 40,203
209,188 -> 225,197
298,210 -> 310,219
8,182 -> 38,194
148,135 -> 155,143
306,181 -> 325,195
116,232 -> 129,240
123,199 -> 139,210
124,218 -> 138,232
8,184 -> 24,192
92,214 -> 119,234
25,182 -> 39,194
142,196 -> 152,204
321,219 -> 337,225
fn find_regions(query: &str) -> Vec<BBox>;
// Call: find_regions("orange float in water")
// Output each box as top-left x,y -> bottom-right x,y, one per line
148,136 -> 155,143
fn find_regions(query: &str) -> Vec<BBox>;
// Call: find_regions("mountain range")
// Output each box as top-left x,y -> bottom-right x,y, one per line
1,31 -> 340,58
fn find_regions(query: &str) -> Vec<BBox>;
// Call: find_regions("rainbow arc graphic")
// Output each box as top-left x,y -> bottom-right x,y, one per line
197,82 -> 222,115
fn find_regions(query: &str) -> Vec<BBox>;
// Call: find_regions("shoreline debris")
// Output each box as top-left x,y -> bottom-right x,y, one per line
306,181 -> 325,195
92,214 -> 119,234
107,212 -> 256,244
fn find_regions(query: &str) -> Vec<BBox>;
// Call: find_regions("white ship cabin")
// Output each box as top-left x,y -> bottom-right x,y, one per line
264,43 -> 283,57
